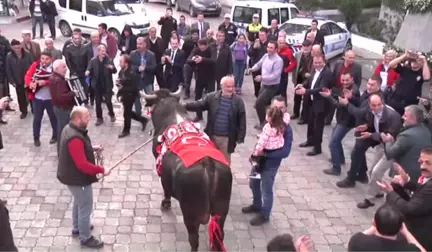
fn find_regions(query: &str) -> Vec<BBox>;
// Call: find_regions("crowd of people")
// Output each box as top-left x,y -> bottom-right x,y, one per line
0,7 -> 431,252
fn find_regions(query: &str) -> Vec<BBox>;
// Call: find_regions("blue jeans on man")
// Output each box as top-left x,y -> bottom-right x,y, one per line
31,16 -> 44,39
67,185 -> 93,243
250,165 -> 280,219
33,99 -> 57,143
328,124 -> 351,174
53,106 -> 72,152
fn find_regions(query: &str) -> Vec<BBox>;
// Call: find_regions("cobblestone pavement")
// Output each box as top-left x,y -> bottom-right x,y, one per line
0,5 -> 382,251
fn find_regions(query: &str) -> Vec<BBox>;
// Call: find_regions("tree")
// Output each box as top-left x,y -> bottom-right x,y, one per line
335,0 -> 363,30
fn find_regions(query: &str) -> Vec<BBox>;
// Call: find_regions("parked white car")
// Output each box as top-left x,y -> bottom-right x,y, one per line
54,0 -> 151,39
279,16 -> 352,59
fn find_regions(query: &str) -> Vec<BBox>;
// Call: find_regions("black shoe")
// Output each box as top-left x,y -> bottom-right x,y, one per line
241,205 -> 260,214
72,225 -> 94,237
306,148 -> 322,156
95,119 -> 103,126
250,214 -> 269,226
110,116 -> 116,122
49,137 -> 57,144
299,142 -> 313,148
34,138 -> 41,147
118,132 -> 130,138
375,193 -> 384,198
336,177 -> 355,188
297,119 -> 306,125
357,199 -> 374,209
323,168 -> 340,176
20,112 -> 27,119
141,118 -> 148,131
356,176 -> 369,184
291,114 -> 299,119
0,119 -> 7,124
81,236 -> 104,249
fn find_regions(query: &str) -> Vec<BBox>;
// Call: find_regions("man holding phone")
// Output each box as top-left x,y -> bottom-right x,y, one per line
158,8 -> 177,50
386,50 -> 430,115
295,54 -> 334,156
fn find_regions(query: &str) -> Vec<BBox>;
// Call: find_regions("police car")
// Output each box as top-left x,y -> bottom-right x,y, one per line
279,16 -> 352,59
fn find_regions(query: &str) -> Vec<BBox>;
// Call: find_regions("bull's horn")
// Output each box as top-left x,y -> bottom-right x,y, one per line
170,86 -> 183,97
140,90 -> 157,100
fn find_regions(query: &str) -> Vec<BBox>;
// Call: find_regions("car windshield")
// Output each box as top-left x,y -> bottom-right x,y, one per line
232,6 -> 262,23
100,0 -> 133,15
279,22 -> 310,35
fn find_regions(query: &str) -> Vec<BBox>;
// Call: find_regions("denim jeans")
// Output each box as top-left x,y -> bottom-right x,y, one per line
249,164 -> 280,219
53,106 -> 72,151
68,185 -> 93,243
31,16 -> 44,38
233,61 -> 246,89
33,99 -> 57,139
328,124 -> 351,172
134,84 -> 153,117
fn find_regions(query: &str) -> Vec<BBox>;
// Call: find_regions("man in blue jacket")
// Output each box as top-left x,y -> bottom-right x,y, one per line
242,95 -> 293,226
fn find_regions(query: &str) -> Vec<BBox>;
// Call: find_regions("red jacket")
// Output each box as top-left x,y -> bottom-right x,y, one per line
102,33 -> 118,58
24,60 -> 52,101
374,62 -> 400,87
278,45 -> 296,73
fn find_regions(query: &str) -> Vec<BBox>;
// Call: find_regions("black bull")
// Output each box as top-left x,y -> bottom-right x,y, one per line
141,88 -> 233,252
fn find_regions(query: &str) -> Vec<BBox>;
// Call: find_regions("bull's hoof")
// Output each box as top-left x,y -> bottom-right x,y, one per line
161,199 -> 171,211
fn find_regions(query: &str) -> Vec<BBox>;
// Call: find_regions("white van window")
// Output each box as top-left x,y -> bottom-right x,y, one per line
233,6 -> 261,24
70,0 -> 82,11
86,1 -> 103,15
280,8 -> 289,23
59,0 -> 66,8
268,8 -> 279,26
290,8 -> 298,19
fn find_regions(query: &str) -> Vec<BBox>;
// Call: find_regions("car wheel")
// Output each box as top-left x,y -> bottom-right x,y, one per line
175,0 -> 180,11
59,21 -> 72,37
344,39 -> 352,53
109,28 -> 121,40
189,5 -> 196,17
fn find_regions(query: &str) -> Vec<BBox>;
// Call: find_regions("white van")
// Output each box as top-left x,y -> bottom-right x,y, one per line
54,0 -> 151,39
230,1 -> 299,34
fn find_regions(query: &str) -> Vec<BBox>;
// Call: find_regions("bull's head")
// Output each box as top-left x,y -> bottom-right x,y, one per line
140,87 -> 183,107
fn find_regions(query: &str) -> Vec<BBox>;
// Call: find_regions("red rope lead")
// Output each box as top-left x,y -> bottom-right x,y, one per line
208,215 -> 227,252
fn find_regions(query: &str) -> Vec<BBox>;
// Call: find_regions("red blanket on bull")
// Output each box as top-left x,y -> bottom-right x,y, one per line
156,121 -> 229,175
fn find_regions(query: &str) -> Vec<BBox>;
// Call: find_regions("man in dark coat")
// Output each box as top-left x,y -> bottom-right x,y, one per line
6,39 -> 34,119
218,14 -> 238,46
85,45 -> 117,126
148,27 -> 166,89
303,19 -> 325,49
43,0 -> 58,39
162,38 -> 185,92
182,29 -> 199,98
157,7 -> 177,50
0,199 -> 17,251
213,31 -> 233,91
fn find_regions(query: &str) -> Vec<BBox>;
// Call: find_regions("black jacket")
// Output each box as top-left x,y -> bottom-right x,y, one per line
346,90 -> 383,124
248,41 -> 268,66
213,43 -> 233,82
327,84 -> 361,128
157,16 -> 177,39
187,47 -> 216,82
148,37 -> 165,65
118,26 -> 137,55
185,91 -> 246,153
304,66 -> 334,113
28,0 -> 48,17
5,49 -> 34,86
163,48 -> 185,90
43,0 -> 58,16
117,67 -> 139,96
304,28 -> 325,48
86,56 -> 117,93
64,42 -> 88,77
182,37 -> 197,59
57,123 -> 98,186
387,179 -> 432,252
62,37 -> 88,56
0,200 -> 17,252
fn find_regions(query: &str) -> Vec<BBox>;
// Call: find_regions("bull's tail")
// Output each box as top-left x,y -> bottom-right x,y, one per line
204,157 -> 227,252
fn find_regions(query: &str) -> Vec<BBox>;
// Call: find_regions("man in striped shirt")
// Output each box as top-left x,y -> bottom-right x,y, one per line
29,0 -> 46,39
